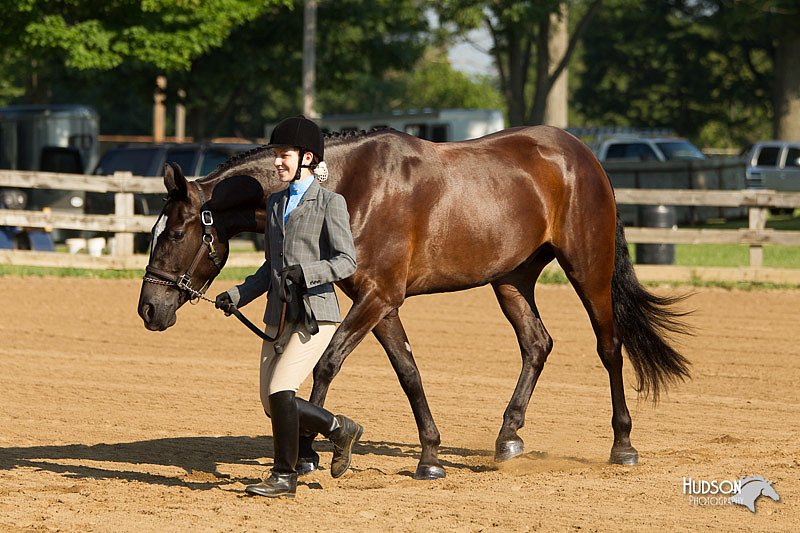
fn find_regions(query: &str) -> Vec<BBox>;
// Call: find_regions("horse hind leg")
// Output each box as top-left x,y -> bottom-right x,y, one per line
559,256 -> 638,465
491,264 -> 554,463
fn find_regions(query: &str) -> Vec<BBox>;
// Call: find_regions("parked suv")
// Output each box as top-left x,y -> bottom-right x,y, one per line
88,142 -> 260,252
593,136 -> 707,162
740,140 -> 800,191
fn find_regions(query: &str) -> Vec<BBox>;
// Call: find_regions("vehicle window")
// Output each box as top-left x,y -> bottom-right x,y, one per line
605,144 -> 630,159
755,146 -> 780,167
431,124 -> 449,142
656,141 -> 706,161
94,148 -> 162,176
40,147 -> 83,173
634,144 -> 659,161
605,143 -> 658,161
404,123 -> 428,139
785,148 -> 800,168
166,149 -> 199,176
199,150 -> 233,175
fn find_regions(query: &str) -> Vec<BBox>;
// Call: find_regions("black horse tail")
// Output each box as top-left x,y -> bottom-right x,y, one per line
611,214 -> 691,401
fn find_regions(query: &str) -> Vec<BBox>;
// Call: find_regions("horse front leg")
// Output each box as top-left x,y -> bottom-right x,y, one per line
308,296 -> 392,405
371,308 -> 444,480
303,296 -> 394,469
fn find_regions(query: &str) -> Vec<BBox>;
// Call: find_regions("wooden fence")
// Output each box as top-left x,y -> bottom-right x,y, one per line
2,169 -> 800,281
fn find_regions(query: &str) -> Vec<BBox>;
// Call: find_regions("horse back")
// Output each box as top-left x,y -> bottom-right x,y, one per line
330,126 -> 616,296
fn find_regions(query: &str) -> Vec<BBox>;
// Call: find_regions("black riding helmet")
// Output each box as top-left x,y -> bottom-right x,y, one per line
267,115 -> 324,181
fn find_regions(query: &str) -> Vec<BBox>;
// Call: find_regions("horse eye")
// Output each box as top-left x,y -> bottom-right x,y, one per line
170,230 -> 185,240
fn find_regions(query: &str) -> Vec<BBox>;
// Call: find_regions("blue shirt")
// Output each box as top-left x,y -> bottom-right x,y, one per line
284,175 -> 314,223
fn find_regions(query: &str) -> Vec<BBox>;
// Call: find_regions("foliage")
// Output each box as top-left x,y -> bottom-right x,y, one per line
573,0 -> 794,147
1,0 -> 796,147
0,0 -> 288,71
0,0 -> 448,138
319,48 -> 504,114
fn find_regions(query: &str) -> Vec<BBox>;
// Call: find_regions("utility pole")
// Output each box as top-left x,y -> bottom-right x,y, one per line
302,0 -> 318,120
175,88 -> 186,142
153,75 -> 167,142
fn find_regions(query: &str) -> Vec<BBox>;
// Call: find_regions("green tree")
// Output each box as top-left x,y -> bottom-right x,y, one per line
0,0 -> 291,108
318,48 -> 503,114
574,0 -> 799,147
1,0 -> 287,71
435,0 -> 602,126
0,0 -> 503,138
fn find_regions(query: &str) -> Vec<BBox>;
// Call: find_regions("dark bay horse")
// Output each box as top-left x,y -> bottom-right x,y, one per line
138,126 -> 690,480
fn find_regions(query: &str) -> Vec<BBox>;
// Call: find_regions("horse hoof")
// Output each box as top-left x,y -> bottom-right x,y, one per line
413,464 -> 446,480
609,446 -> 638,465
495,438 -> 524,462
296,459 -> 319,476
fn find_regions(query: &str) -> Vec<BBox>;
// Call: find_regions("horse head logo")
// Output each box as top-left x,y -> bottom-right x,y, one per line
730,476 -> 780,513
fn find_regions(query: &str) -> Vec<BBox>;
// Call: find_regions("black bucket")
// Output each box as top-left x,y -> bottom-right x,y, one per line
636,205 -> 676,265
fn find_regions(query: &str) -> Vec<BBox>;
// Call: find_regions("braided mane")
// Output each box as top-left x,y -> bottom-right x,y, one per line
324,127 -> 394,146
202,127 -> 395,181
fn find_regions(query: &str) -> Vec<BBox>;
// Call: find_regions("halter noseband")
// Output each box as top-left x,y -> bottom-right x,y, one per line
143,181 -> 223,302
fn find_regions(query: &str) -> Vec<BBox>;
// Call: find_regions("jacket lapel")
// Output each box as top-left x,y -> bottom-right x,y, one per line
286,179 -> 320,224
272,189 -> 288,235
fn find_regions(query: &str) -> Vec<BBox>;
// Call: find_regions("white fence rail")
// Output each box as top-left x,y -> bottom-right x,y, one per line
2,170 -> 800,278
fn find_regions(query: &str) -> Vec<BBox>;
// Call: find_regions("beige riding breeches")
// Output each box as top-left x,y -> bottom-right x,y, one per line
260,322 -> 336,414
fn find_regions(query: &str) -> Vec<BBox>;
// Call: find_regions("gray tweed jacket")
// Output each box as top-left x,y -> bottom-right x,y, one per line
227,179 -> 357,326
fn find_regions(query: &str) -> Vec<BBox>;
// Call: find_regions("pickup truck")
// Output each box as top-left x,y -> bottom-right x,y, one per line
592,136 -> 707,162
87,142 -> 261,252
741,140 -> 800,191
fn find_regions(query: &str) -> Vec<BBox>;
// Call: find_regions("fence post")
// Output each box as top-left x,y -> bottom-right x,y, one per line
113,171 -> 135,256
748,206 -> 767,267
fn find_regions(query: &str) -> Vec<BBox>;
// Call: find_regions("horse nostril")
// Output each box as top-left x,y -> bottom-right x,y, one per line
142,303 -> 155,323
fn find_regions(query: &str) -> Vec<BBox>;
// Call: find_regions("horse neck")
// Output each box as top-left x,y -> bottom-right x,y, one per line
196,162 -> 274,239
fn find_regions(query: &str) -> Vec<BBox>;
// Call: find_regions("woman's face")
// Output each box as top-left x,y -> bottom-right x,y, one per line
274,147 -> 313,182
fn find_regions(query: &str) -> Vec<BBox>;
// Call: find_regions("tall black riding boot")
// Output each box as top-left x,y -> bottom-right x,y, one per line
297,398 -> 363,479
245,390 -> 299,498
296,398 -> 335,475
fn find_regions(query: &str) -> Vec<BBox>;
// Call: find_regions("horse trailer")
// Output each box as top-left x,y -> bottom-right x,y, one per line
267,109 -> 505,143
0,104 -> 99,248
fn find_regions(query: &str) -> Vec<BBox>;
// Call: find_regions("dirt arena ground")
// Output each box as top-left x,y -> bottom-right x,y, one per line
1,277 -> 797,531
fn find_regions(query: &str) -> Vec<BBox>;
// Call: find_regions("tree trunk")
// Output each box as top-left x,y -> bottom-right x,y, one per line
528,16 -> 552,125
544,6 -> 569,128
303,0 -> 318,120
773,26 -> 800,140
506,27 -> 530,127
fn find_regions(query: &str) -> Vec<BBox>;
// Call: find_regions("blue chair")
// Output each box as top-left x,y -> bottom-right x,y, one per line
0,227 -> 17,249
27,230 -> 55,251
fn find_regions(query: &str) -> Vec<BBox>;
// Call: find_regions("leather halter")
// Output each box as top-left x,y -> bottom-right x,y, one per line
141,181 -> 318,350
142,182 -> 223,301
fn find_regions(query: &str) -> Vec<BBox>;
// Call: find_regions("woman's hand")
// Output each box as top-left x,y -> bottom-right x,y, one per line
281,265 -> 305,287
215,292 -> 235,316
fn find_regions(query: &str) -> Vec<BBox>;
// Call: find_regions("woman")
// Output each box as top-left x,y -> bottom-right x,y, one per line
215,115 -> 362,498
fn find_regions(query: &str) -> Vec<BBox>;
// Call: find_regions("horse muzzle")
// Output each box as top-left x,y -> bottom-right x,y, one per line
138,283 -> 181,331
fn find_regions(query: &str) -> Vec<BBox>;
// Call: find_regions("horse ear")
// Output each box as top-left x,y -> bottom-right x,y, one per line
164,162 -> 188,199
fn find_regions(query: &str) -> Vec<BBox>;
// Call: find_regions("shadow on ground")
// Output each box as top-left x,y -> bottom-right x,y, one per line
0,436 -> 494,489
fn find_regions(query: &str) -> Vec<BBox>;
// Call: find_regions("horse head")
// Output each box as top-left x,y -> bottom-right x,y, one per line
731,476 -> 780,513
137,162 -> 233,331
